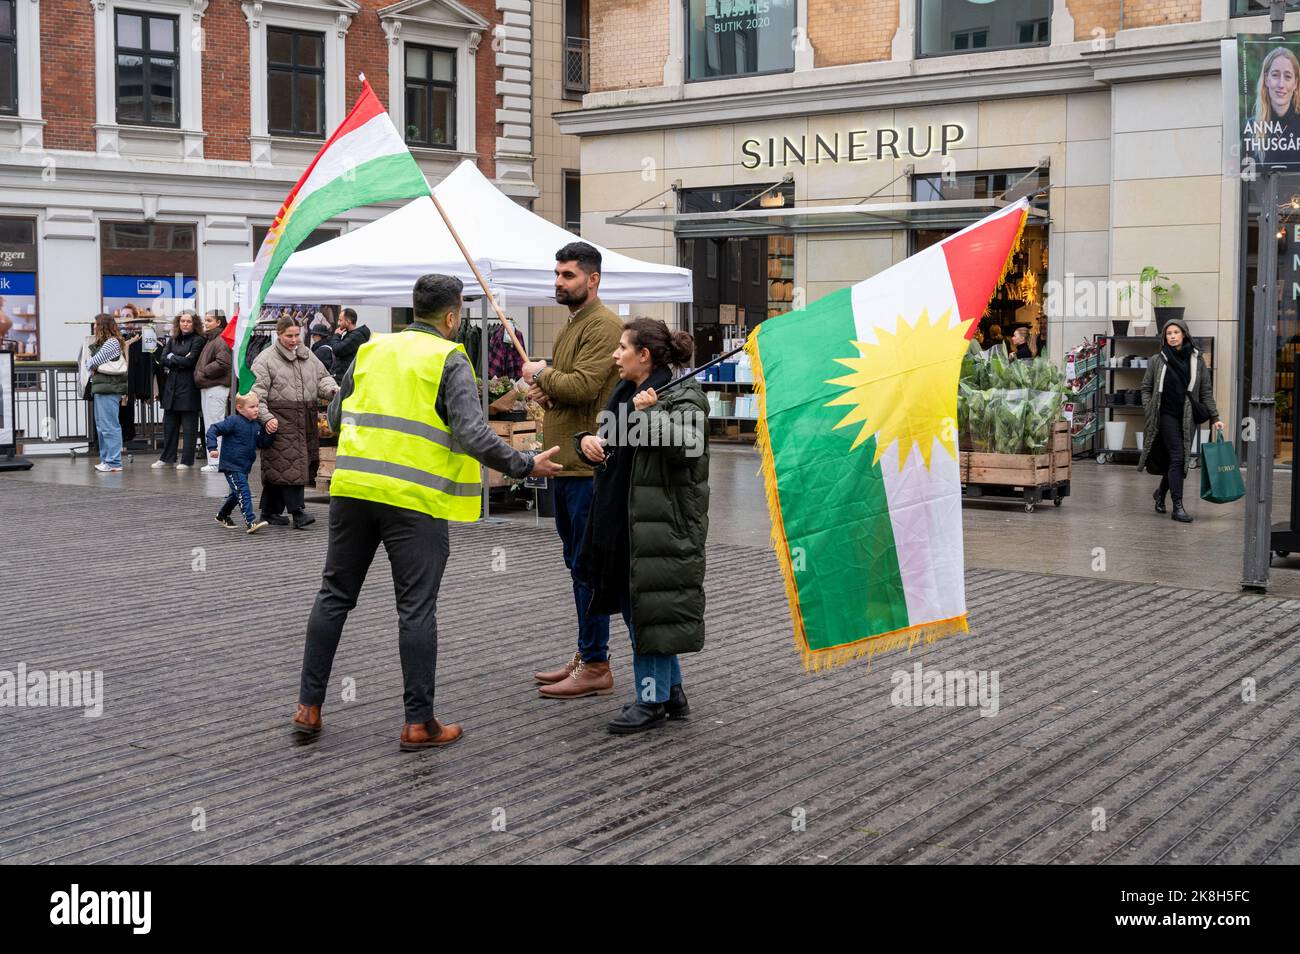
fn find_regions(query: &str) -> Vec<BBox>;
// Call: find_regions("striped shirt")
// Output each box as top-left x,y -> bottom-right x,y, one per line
86,338 -> 122,373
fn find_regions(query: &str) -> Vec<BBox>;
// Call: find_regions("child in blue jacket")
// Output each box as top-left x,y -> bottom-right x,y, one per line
207,392 -> 278,534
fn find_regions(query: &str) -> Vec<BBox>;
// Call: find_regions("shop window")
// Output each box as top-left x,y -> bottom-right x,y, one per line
685,0 -> 796,82
267,27 -> 325,138
100,221 -> 198,322
0,215 -> 39,359
918,0 -> 1050,57
913,167 -> 1047,204
678,182 -> 795,369
563,170 -> 581,234
115,9 -> 179,126
403,44 -> 455,148
912,170 -> 1049,359
0,0 -> 16,116
1232,1 -> 1300,15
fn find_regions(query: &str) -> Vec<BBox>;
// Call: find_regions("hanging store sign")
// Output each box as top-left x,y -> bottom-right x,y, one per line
740,124 -> 967,169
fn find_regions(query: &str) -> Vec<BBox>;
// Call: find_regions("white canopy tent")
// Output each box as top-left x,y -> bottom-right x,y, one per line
233,159 -> 693,306
233,159 -> 694,521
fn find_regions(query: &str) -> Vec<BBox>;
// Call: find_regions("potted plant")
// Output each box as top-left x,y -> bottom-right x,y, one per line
1118,266 -> 1182,334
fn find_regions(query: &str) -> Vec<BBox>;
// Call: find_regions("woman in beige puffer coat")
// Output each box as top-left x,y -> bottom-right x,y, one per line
251,316 -> 339,528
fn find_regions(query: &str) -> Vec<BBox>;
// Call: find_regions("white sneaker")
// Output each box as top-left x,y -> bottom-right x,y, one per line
94,463 -> 122,473
151,460 -> 170,469
175,463 -> 192,470
200,463 -> 219,473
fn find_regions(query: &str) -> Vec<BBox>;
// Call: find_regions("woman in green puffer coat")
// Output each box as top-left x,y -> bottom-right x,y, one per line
575,317 -> 710,736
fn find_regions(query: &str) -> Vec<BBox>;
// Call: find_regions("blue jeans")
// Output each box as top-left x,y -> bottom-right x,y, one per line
93,393 -> 123,467
219,471 -> 256,524
552,476 -> 610,663
620,593 -> 680,704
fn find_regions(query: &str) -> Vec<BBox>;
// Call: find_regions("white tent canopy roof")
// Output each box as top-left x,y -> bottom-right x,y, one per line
233,160 -> 692,307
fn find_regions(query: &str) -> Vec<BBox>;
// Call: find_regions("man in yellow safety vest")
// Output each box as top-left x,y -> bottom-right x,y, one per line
291,274 -> 562,751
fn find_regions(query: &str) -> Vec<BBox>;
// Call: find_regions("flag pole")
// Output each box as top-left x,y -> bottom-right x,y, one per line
662,339 -> 748,392
429,193 -> 530,364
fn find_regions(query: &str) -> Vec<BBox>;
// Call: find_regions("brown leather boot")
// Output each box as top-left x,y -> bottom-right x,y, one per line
533,651 -> 581,685
537,659 -> 614,699
292,703 -> 322,735
399,718 -> 463,751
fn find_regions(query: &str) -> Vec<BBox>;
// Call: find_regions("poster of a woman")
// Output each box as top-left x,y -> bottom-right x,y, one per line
1242,42 -> 1300,168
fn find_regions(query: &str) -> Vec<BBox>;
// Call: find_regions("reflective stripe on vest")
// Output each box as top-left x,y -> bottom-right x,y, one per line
329,330 -> 482,521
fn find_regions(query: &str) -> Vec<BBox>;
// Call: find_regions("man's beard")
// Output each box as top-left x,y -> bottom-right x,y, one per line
556,285 -> 589,307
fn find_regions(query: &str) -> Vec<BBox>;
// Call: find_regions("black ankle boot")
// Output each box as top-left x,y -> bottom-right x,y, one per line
292,509 -> 316,529
608,702 -> 667,735
1171,496 -> 1193,523
1153,487 -> 1167,514
622,684 -> 690,720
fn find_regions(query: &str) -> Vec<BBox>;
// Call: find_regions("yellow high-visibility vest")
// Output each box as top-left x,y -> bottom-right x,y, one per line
329,329 -> 482,521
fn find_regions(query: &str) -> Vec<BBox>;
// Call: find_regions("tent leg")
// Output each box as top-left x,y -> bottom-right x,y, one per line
481,295 -> 490,521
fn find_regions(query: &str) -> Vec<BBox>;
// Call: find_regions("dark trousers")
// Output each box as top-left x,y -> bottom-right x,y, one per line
552,476 -> 610,663
1156,412 -> 1186,501
261,483 -> 305,517
218,471 -> 255,524
160,409 -> 198,465
299,496 -> 450,724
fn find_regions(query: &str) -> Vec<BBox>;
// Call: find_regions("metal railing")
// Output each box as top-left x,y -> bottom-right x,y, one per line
564,36 -> 590,94
13,362 -> 87,443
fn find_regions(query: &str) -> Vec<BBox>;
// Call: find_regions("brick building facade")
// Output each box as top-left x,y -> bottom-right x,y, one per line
1,0 -> 582,364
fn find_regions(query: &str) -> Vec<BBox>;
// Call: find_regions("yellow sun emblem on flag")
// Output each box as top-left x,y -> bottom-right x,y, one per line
826,308 -> 972,470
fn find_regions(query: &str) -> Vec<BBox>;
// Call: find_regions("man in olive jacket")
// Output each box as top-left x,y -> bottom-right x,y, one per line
522,242 -> 624,699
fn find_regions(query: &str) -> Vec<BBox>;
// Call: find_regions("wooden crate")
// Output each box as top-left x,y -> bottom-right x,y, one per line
487,421 -> 537,488
961,451 -> 1052,487
1052,420 -> 1070,452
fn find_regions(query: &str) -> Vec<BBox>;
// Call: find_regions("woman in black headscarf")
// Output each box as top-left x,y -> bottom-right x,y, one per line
1136,317 -> 1223,523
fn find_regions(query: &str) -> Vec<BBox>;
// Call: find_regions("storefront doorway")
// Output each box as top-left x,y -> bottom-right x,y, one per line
678,181 -> 797,365
912,168 -> 1050,357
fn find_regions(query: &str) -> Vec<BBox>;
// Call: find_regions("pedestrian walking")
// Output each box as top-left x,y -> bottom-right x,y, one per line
194,310 -> 232,474
249,316 -> 340,528
1137,317 -> 1223,523
153,310 -> 204,470
521,242 -> 625,699
574,318 -> 710,733
207,392 -> 277,534
292,274 -> 563,750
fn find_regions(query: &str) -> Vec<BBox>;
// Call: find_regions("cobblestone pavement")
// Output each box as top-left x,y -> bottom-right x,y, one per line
2,468 -> 1297,864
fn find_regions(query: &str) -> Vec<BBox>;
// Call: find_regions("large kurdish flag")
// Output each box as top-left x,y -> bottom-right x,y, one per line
748,200 -> 1029,671
225,79 -> 430,392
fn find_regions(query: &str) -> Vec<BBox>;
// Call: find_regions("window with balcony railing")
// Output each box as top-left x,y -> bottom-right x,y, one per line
564,0 -> 589,96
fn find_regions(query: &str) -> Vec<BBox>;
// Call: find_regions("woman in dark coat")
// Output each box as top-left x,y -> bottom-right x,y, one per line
574,317 -> 710,735
1136,317 -> 1223,523
152,310 -> 204,468
250,317 -> 340,528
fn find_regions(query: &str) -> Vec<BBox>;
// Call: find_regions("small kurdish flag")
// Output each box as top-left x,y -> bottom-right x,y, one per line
225,78 -> 431,392
747,200 -> 1030,671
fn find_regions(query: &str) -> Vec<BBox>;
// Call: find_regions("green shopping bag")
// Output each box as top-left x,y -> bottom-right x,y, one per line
1200,432 -> 1245,504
